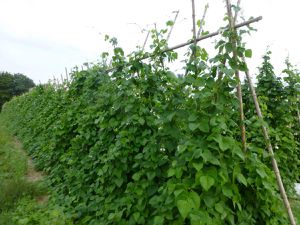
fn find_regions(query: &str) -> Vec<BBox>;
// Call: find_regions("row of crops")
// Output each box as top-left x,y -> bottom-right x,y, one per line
1,19 -> 299,224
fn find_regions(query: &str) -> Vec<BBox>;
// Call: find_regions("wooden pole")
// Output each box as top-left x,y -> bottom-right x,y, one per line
197,3 -> 209,39
65,67 -> 69,84
60,74 -> 64,84
233,0 -> 241,23
225,0 -> 247,152
166,10 -> 179,42
142,30 -> 150,51
191,0 -> 197,48
185,3 -> 209,75
243,65 -> 296,225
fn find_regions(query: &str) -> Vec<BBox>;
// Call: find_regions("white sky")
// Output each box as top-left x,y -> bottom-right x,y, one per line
0,0 -> 299,84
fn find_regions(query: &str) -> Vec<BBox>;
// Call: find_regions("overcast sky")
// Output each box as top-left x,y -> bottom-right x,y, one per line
0,0 -> 299,84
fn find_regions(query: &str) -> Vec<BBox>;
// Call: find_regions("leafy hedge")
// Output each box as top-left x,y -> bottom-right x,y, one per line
1,22 -> 299,225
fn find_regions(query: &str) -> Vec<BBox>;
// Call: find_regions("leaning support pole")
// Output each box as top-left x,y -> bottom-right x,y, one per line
166,10 -> 179,42
142,30 -> 150,51
225,0 -> 247,152
191,0 -> 197,58
233,0 -> 241,23
243,58 -> 296,225
197,4 -> 209,39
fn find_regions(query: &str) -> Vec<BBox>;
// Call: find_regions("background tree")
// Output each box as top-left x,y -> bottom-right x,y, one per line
0,72 -> 35,110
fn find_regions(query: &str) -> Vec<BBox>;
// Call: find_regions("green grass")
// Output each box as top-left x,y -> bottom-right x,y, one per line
0,123 -> 72,225
0,125 -> 35,209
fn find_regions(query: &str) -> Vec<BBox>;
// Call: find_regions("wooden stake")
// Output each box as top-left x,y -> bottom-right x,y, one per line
191,0 -> 197,59
233,0 -> 241,23
167,10 -> 179,42
65,67 -> 69,84
142,30 -> 150,51
197,4 -> 209,39
191,0 -> 197,45
185,3 -> 209,75
225,0 -> 247,152
60,74 -> 64,84
243,65 -> 297,225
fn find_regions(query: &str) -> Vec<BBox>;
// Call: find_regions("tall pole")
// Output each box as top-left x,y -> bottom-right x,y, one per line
225,0 -> 247,152
191,0 -> 197,58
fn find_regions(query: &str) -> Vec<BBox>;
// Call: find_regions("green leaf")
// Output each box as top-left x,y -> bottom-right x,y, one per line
153,216 -> 164,225
222,184 -> 233,198
177,200 -> 192,219
256,168 -> 267,178
115,177 -> 123,187
201,150 -> 220,165
245,49 -> 252,58
133,212 -> 140,222
188,114 -> 197,122
237,173 -> 247,186
167,168 -> 175,177
198,117 -> 210,133
132,172 -> 141,181
192,162 -> 203,171
190,191 -> 200,208
189,123 -> 199,131
215,202 -> 224,214
199,175 -> 215,191
138,117 -> 145,125
166,20 -> 174,26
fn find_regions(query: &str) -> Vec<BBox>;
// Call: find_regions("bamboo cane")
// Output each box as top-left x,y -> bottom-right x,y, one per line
233,0 -> 241,23
225,0 -> 247,152
167,10 -> 179,42
191,0 -> 197,58
142,30 -> 150,51
197,4 -> 209,39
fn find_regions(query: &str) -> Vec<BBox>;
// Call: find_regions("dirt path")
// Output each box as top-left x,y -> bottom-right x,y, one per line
13,137 -> 49,204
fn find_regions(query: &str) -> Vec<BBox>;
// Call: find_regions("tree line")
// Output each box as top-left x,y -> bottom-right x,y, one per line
0,72 -> 35,110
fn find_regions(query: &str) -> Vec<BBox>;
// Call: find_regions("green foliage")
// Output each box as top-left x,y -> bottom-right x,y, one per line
291,199 -> 300,224
242,51 -> 300,191
0,72 -> 35,110
0,20 -> 298,225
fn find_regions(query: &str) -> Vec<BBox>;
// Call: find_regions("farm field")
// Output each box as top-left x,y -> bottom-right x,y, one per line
0,1 -> 300,224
